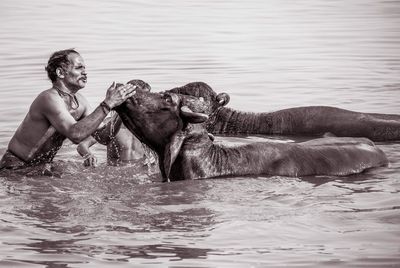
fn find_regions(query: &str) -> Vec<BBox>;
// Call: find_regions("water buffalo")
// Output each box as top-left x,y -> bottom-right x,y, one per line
115,89 -> 388,182
166,82 -> 400,141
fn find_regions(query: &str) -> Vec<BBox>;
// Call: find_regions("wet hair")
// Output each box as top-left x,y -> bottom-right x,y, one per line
45,49 -> 79,82
127,79 -> 151,91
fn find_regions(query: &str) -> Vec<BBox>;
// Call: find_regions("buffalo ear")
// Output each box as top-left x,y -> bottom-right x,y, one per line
216,92 -> 230,107
163,130 -> 186,181
180,106 -> 208,123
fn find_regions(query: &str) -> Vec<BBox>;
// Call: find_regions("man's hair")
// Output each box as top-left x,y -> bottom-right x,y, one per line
45,49 -> 79,82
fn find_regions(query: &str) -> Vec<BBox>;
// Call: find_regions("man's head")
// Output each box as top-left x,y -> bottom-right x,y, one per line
45,49 -> 87,90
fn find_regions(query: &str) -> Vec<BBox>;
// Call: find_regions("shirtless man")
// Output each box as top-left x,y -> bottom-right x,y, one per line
0,49 -> 136,172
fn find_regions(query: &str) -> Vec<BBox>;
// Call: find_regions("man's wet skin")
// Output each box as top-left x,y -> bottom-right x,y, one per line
1,49 -> 136,171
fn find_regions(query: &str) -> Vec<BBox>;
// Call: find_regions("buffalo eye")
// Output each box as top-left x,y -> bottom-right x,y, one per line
163,94 -> 172,103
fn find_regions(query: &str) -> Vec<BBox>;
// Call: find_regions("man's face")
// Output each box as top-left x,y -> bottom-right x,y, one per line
62,53 -> 87,91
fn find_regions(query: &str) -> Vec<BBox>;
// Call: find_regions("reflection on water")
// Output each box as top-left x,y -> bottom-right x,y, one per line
1,0 -> 400,267
1,158 -> 400,267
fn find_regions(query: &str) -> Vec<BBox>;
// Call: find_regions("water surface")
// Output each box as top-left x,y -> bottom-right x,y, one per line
0,0 -> 399,267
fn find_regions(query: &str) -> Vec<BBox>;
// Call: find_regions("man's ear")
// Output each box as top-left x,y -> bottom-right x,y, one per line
180,106 -> 208,123
56,68 -> 65,78
163,130 -> 186,181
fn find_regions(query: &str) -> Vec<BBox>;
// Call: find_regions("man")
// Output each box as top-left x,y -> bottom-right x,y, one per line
0,49 -> 136,173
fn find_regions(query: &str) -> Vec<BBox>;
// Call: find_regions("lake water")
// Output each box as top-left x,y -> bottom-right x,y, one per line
0,0 -> 400,267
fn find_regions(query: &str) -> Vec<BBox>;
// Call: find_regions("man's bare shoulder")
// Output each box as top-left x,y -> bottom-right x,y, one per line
30,88 -> 64,114
34,88 -> 59,102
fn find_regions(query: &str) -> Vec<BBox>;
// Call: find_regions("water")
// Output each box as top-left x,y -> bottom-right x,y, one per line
0,0 -> 400,267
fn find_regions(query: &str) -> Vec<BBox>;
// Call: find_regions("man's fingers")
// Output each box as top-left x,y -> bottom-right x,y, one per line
123,85 -> 137,97
107,83 -> 137,106
83,154 -> 97,167
109,81 -> 116,90
84,157 -> 97,167
118,84 -> 136,94
126,85 -> 137,93
91,157 -> 98,167
124,90 -> 136,100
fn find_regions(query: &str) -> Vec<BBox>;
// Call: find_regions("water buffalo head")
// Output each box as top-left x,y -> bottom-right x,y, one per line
115,89 -> 209,178
116,89 -> 209,145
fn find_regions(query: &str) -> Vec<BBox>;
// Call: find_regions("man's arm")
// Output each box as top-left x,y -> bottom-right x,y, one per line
77,136 -> 98,167
76,112 -> 122,167
91,112 -> 123,145
42,82 -> 136,144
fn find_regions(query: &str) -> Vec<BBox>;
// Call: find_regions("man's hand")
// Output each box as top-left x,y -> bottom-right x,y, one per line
103,82 -> 137,109
83,153 -> 97,167
216,92 -> 230,107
